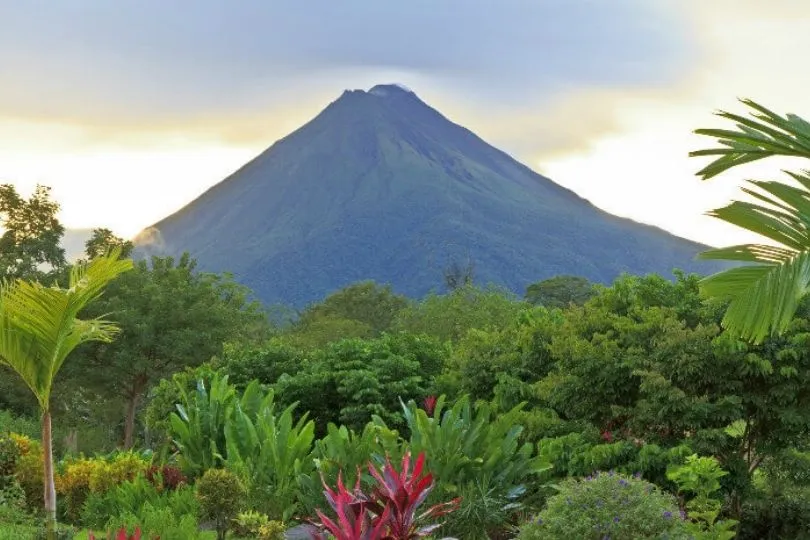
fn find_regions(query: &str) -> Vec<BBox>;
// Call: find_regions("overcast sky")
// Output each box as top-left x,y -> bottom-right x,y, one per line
1,0 -> 808,246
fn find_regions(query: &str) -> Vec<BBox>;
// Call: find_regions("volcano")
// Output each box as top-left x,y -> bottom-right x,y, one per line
135,84 -> 721,306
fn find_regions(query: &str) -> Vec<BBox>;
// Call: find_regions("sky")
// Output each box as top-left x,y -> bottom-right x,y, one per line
0,0 -> 808,247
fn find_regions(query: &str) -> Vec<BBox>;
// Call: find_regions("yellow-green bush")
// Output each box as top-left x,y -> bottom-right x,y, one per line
55,452 -> 149,522
258,520 -> 286,539
10,434 -> 43,510
196,468 -> 245,540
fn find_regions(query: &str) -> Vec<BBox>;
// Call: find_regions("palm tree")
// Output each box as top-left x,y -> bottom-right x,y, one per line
0,249 -> 132,527
689,99 -> 810,344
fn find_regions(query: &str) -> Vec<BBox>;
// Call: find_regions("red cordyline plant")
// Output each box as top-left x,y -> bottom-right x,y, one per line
422,396 -> 437,417
306,451 -> 460,540
88,527 -> 159,540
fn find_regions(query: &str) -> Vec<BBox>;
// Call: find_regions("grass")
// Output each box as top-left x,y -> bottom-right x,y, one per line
0,523 -> 219,539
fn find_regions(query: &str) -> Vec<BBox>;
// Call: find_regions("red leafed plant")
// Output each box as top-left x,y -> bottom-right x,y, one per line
422,396 -> 437,417
145,464 -> 187,491
88,527 -> 153,540
306,451 -> 460,540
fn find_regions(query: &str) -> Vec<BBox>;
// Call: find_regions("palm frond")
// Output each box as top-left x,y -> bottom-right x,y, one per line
0,249 -> 132,406
699,251 -> 810,343
690,99 -> 810,180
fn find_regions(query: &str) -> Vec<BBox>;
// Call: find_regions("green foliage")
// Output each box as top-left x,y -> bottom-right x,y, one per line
0,410 -> 39,439
388,396 -> 550,538
393,284 -> 527,342
0,480 -> 31,525
518,471 -> 683,540
441,306 -> 562,403
297,281 -> 409,336
0,183 -> 66,281
32,523 -> 75,540
69,252 -> 269,448
525,275 -> 595,308
300,422 -> 400,515
232,510 -> 270,537
667,455 -> 738,539
738,484 -> 810,539
257,520 -> 286,540
144,363 -> 220,449
84,228 -> 134,260
0,433 -> 19,479
169,374 -> 237,477
218,339 -> 303,388
691,99 -> 810,343
195,468 -> 245,540
275,333 -> 443,432
223,387 -> 315,521
80,474 -> 198,530
103,503 -> 200,540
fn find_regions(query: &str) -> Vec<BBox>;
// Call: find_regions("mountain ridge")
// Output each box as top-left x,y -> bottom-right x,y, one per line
135,83 -> 723,306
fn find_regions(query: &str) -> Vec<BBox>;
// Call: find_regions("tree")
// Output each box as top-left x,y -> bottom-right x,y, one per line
524,275 -> 595,308
690,99 -> 810,343
0,250 -> 131,526
393,284 -> 528,342
71,253 -> 269,448
0,183 -> 66,281
84,228 -> 134,260
297,281 -> 409,336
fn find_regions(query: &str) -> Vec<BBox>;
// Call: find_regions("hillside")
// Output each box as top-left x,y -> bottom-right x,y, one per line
135,84 -> 723,306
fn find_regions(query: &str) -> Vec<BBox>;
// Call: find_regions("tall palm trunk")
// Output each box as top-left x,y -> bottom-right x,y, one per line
42,409 -> 57,527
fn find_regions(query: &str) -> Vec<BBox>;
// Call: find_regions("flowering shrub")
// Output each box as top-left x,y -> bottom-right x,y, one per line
517,471 -> 684,539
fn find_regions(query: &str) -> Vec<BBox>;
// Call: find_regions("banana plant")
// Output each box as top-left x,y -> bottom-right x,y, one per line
169,373 -> 236,477
225,393 -> 316,521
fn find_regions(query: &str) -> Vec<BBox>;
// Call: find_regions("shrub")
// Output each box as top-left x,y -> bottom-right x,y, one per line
195,468 -> 245,540
257,520 -> 286,540
738,485 -> 810,539
81,475 -> 198,531
518,471 -> 684,539
305,451 -> 460,540
11,435 -> 43,509
56,452 -> 149,522
387,395 -> 550,538
103,504 -> 199,540
232,510 -> 270,537
0,433 -> 19,479
32,523 -> 75,540
0,480 -> 33,525
145,464 -> 186,491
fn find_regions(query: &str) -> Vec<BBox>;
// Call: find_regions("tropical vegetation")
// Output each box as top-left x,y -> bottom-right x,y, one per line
3,98 -> 810,538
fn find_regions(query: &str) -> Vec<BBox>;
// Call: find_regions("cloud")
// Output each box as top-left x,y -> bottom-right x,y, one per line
0,0 -> 695,143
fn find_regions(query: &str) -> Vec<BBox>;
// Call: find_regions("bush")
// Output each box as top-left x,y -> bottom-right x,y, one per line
103,503 -> 199,540
32,523 -> 75,540
195,468 -> 245,540
145,464 -> 187,491
517,471 -> 684,539
232,510 -> 270,537
0,434 -> 19,479
257,520 -> 286,540
387,395 -> 549,538
81,475 -> 198,531
0,410 -> 39,439
0,480 -> 33,525
11,434 -> 43,510
738,486 -> 810,539
55,452 -> 149,522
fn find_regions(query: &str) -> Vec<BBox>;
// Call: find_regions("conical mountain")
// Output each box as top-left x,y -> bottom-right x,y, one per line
136,84 -> 721,306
